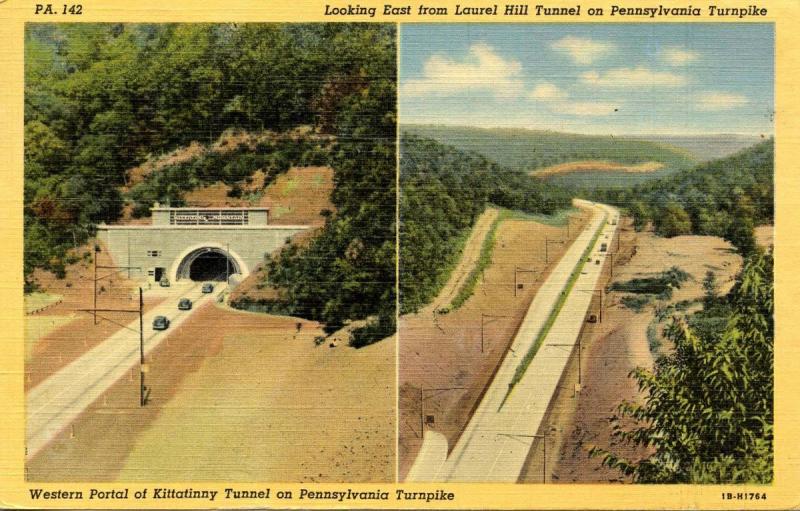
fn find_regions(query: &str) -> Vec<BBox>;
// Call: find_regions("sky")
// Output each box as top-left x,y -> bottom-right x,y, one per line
400,24 -> 774,136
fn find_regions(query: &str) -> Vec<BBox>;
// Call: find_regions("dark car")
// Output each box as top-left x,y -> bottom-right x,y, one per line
201,283 -> 214,293
159,277 -> 170,287
152,315 -> 170,330
178,298 -> 192,310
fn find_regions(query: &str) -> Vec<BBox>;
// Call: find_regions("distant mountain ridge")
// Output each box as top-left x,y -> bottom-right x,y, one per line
633,134 -> 765,161
402,124 -> 697,188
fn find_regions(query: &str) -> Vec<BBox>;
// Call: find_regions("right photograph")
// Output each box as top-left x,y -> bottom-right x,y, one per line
398,24 -> 774,484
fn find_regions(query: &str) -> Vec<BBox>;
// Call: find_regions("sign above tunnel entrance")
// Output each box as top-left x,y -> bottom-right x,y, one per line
172,209 -> 248,226
151,205 -> 270,227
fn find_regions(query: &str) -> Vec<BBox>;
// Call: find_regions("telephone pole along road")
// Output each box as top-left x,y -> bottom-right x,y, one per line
26,281 -> 227,460
406,200 -> 619,482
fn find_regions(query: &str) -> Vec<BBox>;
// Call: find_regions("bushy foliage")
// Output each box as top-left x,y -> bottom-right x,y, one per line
24,23 -> 393,283
399,135 -> 572,314
610,266 -> 689,296
598,140 -> 773,253
127,136 -> 331,216
592,251 -> 774,483
256,25 -> 397,346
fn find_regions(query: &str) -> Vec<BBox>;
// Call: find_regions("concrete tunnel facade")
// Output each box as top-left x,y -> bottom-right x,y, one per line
96,205 -> 308,284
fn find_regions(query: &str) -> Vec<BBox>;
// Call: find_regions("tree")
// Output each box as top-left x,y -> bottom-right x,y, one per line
702,270 -> 717,306
655,201 -> 692,237
591,251 -> 773,483
628,200 -> 650,231
725,196 -> 758,255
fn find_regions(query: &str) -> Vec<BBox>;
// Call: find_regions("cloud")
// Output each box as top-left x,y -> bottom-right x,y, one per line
401,43 -> 524,99
551,36 -> 615,65
661,47 -> 700,66
695,92 -> 748,111
530,82 -> 569,100
580,66 -> 687,87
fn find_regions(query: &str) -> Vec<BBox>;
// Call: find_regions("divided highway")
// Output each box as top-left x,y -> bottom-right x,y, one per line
406,200 -> 619,482
26,280 -> 227,460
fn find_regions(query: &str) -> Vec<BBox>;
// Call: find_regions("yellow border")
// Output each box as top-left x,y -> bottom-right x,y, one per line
2,1 -> 798,509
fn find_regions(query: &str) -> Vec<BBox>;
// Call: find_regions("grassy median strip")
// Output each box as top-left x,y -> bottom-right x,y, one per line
448,212 -> 505,311
499,212 -> 607,409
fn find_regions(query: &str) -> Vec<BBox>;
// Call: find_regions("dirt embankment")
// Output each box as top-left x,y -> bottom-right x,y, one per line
532,160 -> 664,178
25,242 -> 165,390
529,219 -> 743,484
398,208 -> 591,480
183,166 -> 335,228
223,166 -> 334,304
28,303 -> 395,482
422,207 -> 500,315
125,126 -> 329,188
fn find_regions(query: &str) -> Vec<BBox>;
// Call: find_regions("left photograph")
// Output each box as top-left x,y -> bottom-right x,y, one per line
23,23 -> 397,482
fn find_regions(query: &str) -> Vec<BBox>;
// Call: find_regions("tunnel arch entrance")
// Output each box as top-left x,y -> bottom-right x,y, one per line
171,244 -> 249,282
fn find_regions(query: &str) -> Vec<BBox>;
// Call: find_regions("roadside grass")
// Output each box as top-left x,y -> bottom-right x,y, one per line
426,228 -> 471,311
445,206 -> 580,312
448,212 -> 504,311
24,292 -> 62,314
500,212 -> 608,408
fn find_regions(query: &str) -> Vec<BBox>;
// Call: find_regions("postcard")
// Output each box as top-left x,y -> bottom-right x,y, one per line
0,0 -> 795,509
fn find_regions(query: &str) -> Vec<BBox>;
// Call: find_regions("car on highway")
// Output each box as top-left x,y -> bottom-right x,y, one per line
587,314 -> 598,323
201,282 -> 214,293
178,298 -> 192,310
159,277 -> 170,287
152,315 -> 170,330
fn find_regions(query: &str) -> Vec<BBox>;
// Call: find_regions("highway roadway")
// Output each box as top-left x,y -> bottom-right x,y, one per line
26,279 -> 227,460
406,200 -> 619,482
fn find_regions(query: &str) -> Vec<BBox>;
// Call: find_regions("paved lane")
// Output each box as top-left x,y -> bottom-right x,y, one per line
406,201 -> 619,482
26,280 -> 227,460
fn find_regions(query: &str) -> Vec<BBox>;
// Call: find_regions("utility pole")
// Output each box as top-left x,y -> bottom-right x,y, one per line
139,288 -> 145,407
536,433 -> 547,483
545,238 -> 564,264
419,386 -> 468,438
595,289 -> 604,323
497,432 -> 547,483
609,252 -> 614,279
514,267 -> 536,297
551,338 -> 583,387
79,286 -> 147,407
578,289 -> 604,323
92,251 -> 139,326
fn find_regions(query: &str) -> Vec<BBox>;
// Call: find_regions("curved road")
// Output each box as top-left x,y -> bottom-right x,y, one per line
406,200 -> 619,482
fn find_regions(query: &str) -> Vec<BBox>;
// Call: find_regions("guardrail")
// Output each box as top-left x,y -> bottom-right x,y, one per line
25,299 -> 63,316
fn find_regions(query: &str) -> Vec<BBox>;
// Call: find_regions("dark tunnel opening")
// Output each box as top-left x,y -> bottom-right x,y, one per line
188,252 -> 235,281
